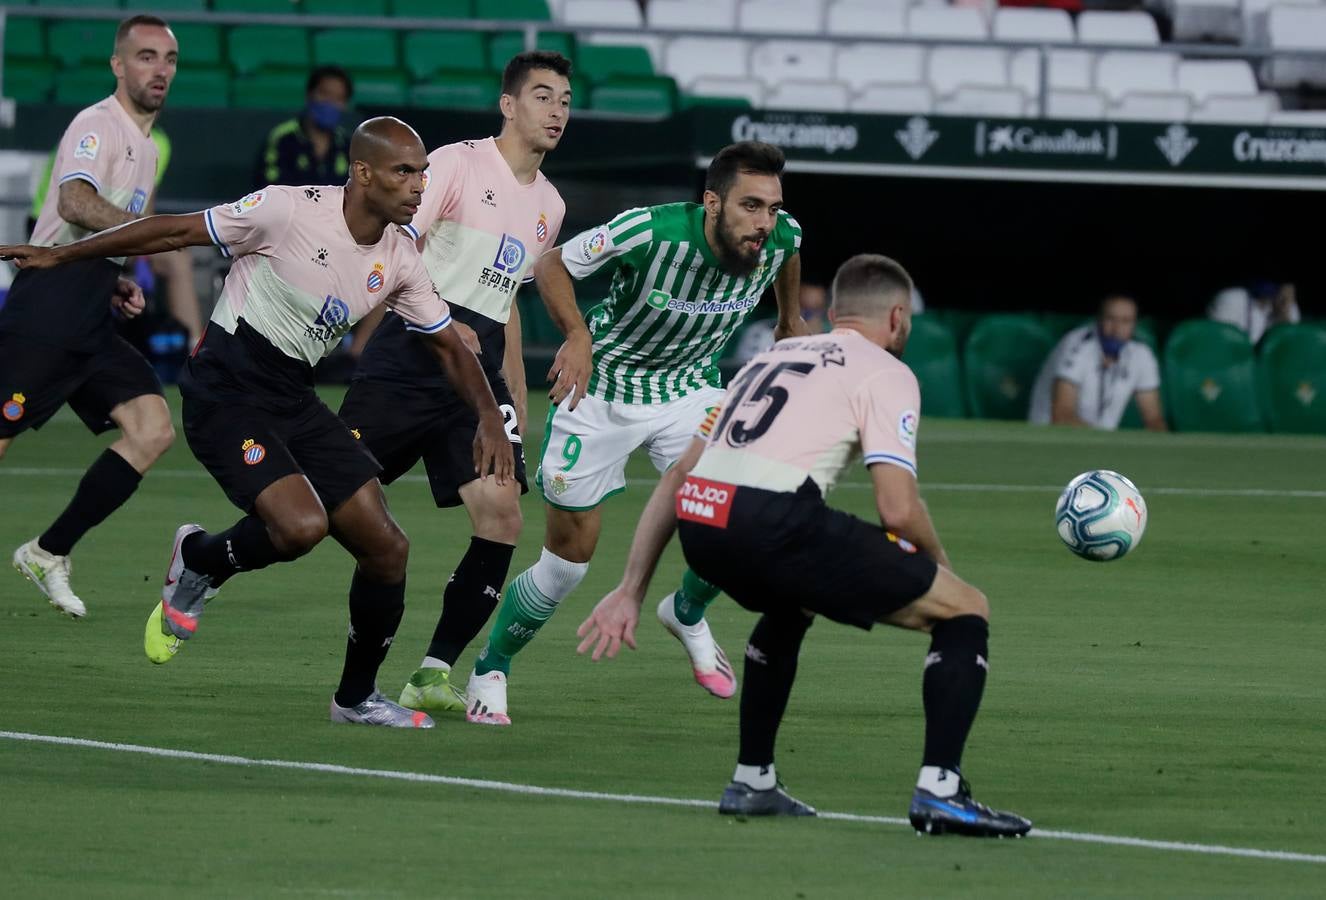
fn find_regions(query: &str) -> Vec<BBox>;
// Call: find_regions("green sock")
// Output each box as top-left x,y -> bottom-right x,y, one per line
474,569 -> 557,676
673,568 -> 721,627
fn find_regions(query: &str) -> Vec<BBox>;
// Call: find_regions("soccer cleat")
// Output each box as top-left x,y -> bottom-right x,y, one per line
330,690 -> 434,728
145,524 -> 216,665
718,781 -> 817,817
657,593 -> 737,699
13,539 -> 85,619
464,670 -> 511,726
908,779 -> 1032,838
399,667 -> 468,713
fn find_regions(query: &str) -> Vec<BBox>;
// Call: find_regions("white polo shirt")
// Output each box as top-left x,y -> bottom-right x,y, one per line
1029,325 -> 1160,429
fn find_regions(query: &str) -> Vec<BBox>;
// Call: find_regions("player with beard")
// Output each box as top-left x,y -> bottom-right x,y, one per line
462,141 -> 809,725
2,16 -> 178,618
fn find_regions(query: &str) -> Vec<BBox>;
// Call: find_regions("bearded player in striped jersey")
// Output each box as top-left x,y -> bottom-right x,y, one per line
463,141 -> 808,724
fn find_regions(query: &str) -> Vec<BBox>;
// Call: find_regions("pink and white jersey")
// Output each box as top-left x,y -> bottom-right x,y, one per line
404,137 -> 565,323
203,184 -> 451,366
692,329 -> 921,494
31,95 -> 158,259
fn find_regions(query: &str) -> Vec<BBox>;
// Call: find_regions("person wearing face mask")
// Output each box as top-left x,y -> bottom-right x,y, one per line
252,66 -> 353,189
1028,294 -> 1167,431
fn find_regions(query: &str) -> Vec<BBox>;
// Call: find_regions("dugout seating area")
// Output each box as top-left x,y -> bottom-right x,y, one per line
4,0 -> 1326,122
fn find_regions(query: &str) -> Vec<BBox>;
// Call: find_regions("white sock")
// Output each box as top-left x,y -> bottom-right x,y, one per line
917,765 -> 960,798
733,763 -> 776,791
529,547 -> 589,604
420,657 -> 450,671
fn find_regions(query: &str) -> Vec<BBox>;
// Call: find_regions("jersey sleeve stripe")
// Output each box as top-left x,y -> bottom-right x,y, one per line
615,230 -> 653,253
58,171 -> 102,192
607,208 -> 650,236
863,453 -> 917,477
203,209 -> 232,258
403,313 -> 452,334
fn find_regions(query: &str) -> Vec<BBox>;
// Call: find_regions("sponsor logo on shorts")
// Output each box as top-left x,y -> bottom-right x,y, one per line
536,212 -> 548,243
350,428 -> 361,440
676,476 -> 735,528
128,189 -> 147,215
551,474 -> 569,496
241,438 -> 266,465
74,133 -> 100,160
898,410 -> 918,449
230,191 -> 266,215
886,531 -> 918,553
492,233 -> 527,275
366,262 -> 385,293
2,392 -> 25,422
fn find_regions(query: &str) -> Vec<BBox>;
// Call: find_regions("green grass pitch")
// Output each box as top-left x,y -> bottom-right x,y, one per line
2,389 -> 1323,898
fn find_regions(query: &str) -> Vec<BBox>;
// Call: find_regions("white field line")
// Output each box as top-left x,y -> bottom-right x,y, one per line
2,467 -> 1324,499
1,730 -> 1324,865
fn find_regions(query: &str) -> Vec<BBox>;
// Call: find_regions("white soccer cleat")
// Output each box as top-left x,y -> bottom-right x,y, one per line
465,670 -> 512,726
657,593 -> 737,699
13,539 -> 85,619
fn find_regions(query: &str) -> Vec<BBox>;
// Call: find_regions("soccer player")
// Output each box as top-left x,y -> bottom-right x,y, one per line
577,254 -> 1032,836
1,117 -> 513,728
1,15 -> 179,618
338,51 -> 583,715
463,141 -> 808,725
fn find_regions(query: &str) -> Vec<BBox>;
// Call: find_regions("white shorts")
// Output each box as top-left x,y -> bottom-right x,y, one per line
535,387 -> 724,510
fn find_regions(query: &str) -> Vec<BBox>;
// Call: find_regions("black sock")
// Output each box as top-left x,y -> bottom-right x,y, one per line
38,449 -> 142,557
738,611 -> 814,768
334,570 -> 406,708
181,515 -> 284,588
426,537 -> 515,666
921,615 -> 990,772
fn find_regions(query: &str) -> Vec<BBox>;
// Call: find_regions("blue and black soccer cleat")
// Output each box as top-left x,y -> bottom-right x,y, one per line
718,781 -> 817,817
909,779 -> 1031,837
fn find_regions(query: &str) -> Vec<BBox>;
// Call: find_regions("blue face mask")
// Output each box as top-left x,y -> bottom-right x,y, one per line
306,100 -> 343,131
1099,334 -> 1127,359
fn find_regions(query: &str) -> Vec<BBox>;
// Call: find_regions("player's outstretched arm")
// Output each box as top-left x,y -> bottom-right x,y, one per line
870,462 -> 952,571
533,251 -> 592,410
772,252 -> 811,340
0,213 -> 212,269
577,436 -> 706,661
423,325 -> 514,486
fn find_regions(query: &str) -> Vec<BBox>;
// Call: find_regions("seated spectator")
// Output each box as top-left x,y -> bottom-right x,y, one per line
252,65 -> 353,188
1208,280 -> 1300,344
1029,294 -> 1167,431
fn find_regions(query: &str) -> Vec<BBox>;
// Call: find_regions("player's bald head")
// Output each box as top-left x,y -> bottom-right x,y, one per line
349,116 -> 425,166
830,254 -> 914,319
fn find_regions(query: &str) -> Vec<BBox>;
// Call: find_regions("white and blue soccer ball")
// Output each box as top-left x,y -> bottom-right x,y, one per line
1055,470 -> 1148,561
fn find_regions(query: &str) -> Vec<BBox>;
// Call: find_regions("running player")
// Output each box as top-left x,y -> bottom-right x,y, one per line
577,254 -> 1032,835
1,15 -> 178,618
1,117 -> 513,728
339,51 -> 584,715
463,141 -> 808,725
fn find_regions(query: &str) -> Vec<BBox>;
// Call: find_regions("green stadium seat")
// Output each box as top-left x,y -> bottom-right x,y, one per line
214,0 -> 299,13
474,0 -> 550,21
392,0 -> 474,16
589,76 -> 676,116
4,16 -> 46,61
232,69 -> 308,110
1040,312 -> 1088,339
3,59 -> 56,103
1162,320 -> 1262,433
901,314 -> 966,418
47,20 -> 118,67
170,23 -> 225,68
929,308 -> 981,346
351,71 -> 409,107
165,66 -> 231,109
227,26 -> 310,77
312,29 -> 398,71
962,314 -> 1056,420
679,92 -> 752,110
575,43 -> 653,80
54,64 -> 116,107
141,0 -> 210,10
487,31 -> 575,72
305,0 -> 390,15
409,72 -> 500,110
403,31 -> 487,80
1256,323 -> 1326,434
35,0 -> 118,8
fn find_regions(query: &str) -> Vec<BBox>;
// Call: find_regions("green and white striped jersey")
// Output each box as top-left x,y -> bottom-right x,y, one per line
561,201 -> 801,404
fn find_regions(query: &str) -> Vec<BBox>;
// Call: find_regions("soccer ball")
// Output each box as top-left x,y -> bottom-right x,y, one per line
1055,470 -> 1148,561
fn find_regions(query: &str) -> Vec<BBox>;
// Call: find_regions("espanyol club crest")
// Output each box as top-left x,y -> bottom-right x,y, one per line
241,438 -> 266,465
492,233 -> 527,275
535,212 -> 548,243
366,262 -> 385,293
2,392 -> 25,422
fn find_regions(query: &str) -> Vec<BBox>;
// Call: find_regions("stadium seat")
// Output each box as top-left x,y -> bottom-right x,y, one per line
1046,88 -> 1108,119
765,79 -> 849,111
576,43 -> 655,79
663,37 -> 751,86
1264,6 -> 1326,89
927,47 -> 1009,97
825,1 -> 908,38
850,83 -> 933,113
1010,49 -> 1094,99
170,23 -> 225,68
836,43 -> 925,91
963,315 -> 1056,420
561,0 -> 644,27
737,0 -> 825,35
1268,109 -> 1326,125
649,0 -> 740,30
391,0 -> 475,16
3,16 -> 46,61
1094,51 -> 1177,102
312,29 -> 399,72
992,8 -> 1074,43
46,20 -> 118,67
581,32 -> 666,70
3,60 -> 56,103
1076,11 -> 1161,45
936,85 -> 1026,116
488,31 -> 576,71
227,27 -> 311,77
1240,0 -> 1316,45
136,0 -> 210,9
352,72 -> 410,107
907,6 -> 988,40
1163,320 -> 1262,433
589,75 -> 677,115
410,72 -> 502,110
901,314 -> 966,418
687,76 -> 765,107
232,70 -> 309,110
1040,313 -> 1089,338
34,0 -> 118,7
474,0 -> 552,20
167,66 -> 232,109
1176,60 -> 1257,103
1257,323 -> 1326,433
1191,92 -> 1279,123
750,40 -> 835,88
1170,0 -> 1241,44
305,0 -> 390,14
1109,91 -> 1193,121
213,0 -> 293,12
54,65 -> 116,106
403,32 -> 488,80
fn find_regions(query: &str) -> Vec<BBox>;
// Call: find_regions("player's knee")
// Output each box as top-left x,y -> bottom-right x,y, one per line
479,502 -> 522,544
373,526 -> 410,582
139,419 -> 175,461
955,586 -> 990,622
270,510 -> 328,558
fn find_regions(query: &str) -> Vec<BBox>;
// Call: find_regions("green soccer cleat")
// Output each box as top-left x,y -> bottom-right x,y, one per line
144,601 -> 181,664
399,666 -> 468,713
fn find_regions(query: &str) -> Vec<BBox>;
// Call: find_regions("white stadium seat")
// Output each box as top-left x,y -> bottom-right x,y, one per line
689,76 -> 767,107
737,0 -> 826,35
750,40 -> 836,88
835,43 -> 926,90
1170,0 -> 1241,43
765,79 -> 851,111
1242,0 -> 1321,45
1264,5 -> 1326,88
1046,89 -> 1109,119
1108,91 -> 1194,121
1094,51 -> 1178,101
560,0 -> 643,28
935,85 -> 1027,117
907,6 -> 989,40
1077,11 -> 1162,45
1269,108 -> 1326,125
1190,92 -> 1280,123
927,46 -> 1009,96
647,0 -> 740,30
991,8 -> 1075,43
850,82 -> 934,113
1010,48 -> 1094,98
825,0 -> 909,37
1176,60 -> 1258,103
663,37 -> 752,87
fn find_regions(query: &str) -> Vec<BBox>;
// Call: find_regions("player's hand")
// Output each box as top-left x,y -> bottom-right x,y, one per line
576,586 -> 643,661
548,330 -> 591,411
472,409 -> 514,486
774,316 -> 813,341
453,321 -> 482,355
111,277 -> 146,319
0,244 -> 59,269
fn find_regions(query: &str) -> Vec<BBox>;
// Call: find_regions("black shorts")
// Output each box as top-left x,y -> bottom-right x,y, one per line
0,333 -> 164,439
182,389 -> 381,514
338,375 -> 527,508
676,478 -> 939,630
